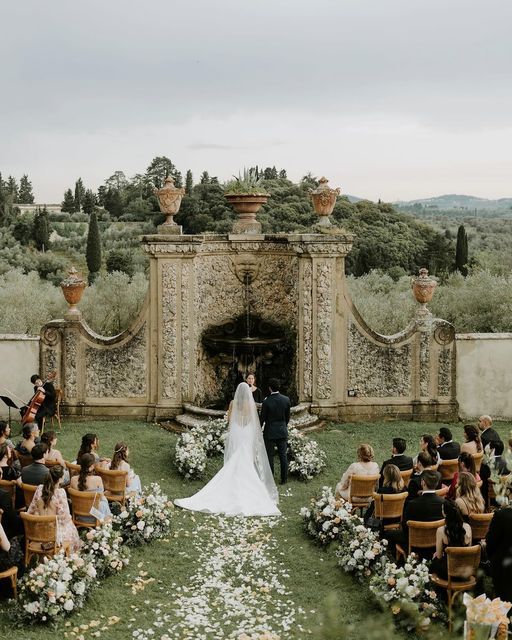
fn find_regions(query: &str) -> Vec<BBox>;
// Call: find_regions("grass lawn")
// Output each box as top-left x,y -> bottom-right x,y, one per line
1,418 -> 510,638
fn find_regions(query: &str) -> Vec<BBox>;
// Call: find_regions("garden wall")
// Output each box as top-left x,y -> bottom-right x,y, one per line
456,333 -> 512,420
0,334 -> 39,418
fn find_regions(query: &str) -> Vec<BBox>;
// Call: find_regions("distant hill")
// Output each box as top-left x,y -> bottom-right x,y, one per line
394,194 -> 512,212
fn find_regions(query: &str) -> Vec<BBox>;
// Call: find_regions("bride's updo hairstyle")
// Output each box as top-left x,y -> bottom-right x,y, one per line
357,444 -> 375,462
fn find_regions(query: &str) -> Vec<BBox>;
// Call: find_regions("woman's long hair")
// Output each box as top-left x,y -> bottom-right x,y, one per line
41,430 -> 56,452
456,472 -> 485,514
78,453 -> 96,491
443,499 -> 466,547
421,434 -> 438,464
77,433 -> 97,464
464,425 -> 483,452
459,452 -> 477,476
110,442 -> 128,470
382,464 -> 405,492
22,424 -> 32,440
41,464 -> 64,508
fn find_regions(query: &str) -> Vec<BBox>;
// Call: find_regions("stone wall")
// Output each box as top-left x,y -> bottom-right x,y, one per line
0,335 -> 39,418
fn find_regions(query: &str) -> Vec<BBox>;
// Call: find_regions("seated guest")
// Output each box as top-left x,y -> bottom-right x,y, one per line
436,427 -> 461,460
21,443 -> 50,486
76,433 -> 110,467
0,521 -> 22,580
335,444 -> 379,501
478,415 -> 503,450
27,465 -> 81,553
408,452 -> 441,501
41,431 -> 70,485
461,425 -> 483,456
70,453 -> 112,522
0,421 -> 16,463
486,500 -> 512,603
110,442 -> 141,495
447,452 -> 481,500
430,500 -> 472,580
380,438 -> 413,479
365,464 -> 405,527
0,443 -> 21,482
15,423 -> 39,455
414,434 -> 441,468
455,472 -> 485,520
0,466 -> 23,538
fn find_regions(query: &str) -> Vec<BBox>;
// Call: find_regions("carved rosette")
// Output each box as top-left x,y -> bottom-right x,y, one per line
162,263 -> 178,398
315,261 -> 333,399
180,262 -> 191,396
302,261 -> 313,398
309,177 -> 341,227
154,177 -> 185,233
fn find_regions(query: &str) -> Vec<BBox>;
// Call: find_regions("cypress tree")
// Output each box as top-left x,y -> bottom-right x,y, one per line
74,178 -> 85,212
185,170 -> 193,196
18,174 -> 35,203
86,210 -> 102,283
61,188 -> 75,213
33,206 -> 50,250
82,189 -> 96,215
455,224 -> 468,276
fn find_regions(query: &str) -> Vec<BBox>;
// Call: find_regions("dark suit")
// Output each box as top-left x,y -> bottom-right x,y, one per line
261,392 -> 291,484
437,441 -> 461,460
407,472 -> 442,501
21,462 -> 49,487
480,428 -> 503,450
486,507 -> 512,602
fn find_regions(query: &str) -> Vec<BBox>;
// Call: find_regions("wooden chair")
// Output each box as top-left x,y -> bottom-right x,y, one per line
431,545 -> 481,631
65,461 -> 81,478
396,519 -> 445,561
439,459 -> 459,484
0,479 -> 16,509
16,452 -> 33,469
372,491 -> 408,531
400,469 -> 413,487
20,512 -> 67,566
348,474 -> 380,515
468,512 -> 494,543
0,565 -> 18,599
95,467 -> 128,505
473,452 -> 484,473
21,483 -> 37,509
50,388 -> 63,431
67,487 -> 101,529
45,459 -> 62,469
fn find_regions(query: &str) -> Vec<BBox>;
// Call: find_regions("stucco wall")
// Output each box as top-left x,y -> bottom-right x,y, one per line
0,335 -> 39,418
456,333 -> 512,420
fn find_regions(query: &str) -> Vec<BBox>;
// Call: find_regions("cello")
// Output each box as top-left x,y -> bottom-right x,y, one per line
22,371 -> 57,425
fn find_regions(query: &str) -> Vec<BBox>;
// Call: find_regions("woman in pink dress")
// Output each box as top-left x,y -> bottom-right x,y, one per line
27,464 -> 81,553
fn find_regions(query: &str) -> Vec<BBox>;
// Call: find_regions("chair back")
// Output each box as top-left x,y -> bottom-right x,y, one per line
373,491 -> 408,520
473,452 -> 484,473
45,459 -> 61,469
67,487 -> 100,528
446,545 -> 481,582
349,474 -> 380,501
439,459 -> 459,481
400,469 -> 413,487
21,482 -> 37,508
16,453 -> 33,468
468,512 -> 494,542
96,467 -> 128,503
0,479 -> 16,509
65,461 -> 81,478
20,512 -> 57,546
407,519 -> 445,554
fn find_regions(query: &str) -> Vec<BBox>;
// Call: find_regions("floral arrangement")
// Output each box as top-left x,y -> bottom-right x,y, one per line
288,428 -> 326,480
198,418 -> 228,456
175,431 -> 208,479
300,485 -> 352,546
116,482 -> 173,546
369,555 -> 442,631
335,518 -> 388,581
14,551 -> 97,624
82,520 -> 130,579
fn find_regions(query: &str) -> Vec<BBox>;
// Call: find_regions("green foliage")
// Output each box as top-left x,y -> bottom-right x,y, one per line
32,206 -> 50,250
106,248 -> 135,276
74,177 -> 85,212
18,174 -> 34,203
82,189 -> 96,215
85,210 -> 102,282
12,215 -> 34,245
61,188 -> 75,213
224,167 -> 268,195
185,169 -> 193,195
146,156 -> 182,188
455,224 -> 469,276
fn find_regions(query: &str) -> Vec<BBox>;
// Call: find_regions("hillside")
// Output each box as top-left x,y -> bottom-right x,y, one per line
395,193 -> 512,214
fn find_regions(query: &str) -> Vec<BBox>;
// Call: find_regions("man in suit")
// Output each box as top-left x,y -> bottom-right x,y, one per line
260,378 -> 291,485
486,505 -> 512,603
21,443 -> 49,486
406,452 -> 442,501
478,415 -> 503,450
436,427 -> 461,460
380,437 -> 413,479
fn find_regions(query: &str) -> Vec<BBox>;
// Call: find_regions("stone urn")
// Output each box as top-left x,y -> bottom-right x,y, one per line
411,268 -> 437,318
154,176 -> 185,234
61,266 -> 86,321
224,194 -> 269,234
310,177 -> 341,226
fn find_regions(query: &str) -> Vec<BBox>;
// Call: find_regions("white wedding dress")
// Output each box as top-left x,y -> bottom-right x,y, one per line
174,383 -> 280,517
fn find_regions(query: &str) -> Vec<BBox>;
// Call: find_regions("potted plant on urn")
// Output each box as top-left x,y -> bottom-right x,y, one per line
224,168 -> 269,234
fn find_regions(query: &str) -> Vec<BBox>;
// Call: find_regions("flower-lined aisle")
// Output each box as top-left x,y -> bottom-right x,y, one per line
131,513 -> 307,640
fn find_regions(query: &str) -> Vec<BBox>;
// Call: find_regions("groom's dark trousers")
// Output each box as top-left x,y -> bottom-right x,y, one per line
261,391 -> 291,484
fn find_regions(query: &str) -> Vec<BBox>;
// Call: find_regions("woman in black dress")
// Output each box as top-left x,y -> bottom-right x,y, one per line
246,373 -> 263,403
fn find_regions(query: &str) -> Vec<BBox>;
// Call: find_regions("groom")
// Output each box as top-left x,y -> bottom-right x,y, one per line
261,378 -> 291,485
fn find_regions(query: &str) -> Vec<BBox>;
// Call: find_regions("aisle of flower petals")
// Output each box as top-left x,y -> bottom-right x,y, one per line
132,514 -> 307,640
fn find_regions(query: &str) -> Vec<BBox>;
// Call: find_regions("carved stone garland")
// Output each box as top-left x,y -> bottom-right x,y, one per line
162,263 -> 178,399
315,262 -> 333,399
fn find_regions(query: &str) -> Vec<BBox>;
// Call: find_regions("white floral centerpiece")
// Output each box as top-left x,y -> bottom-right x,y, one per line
14,552 -> 96,624
116,482 -> 173,546
82,520 -> 130,578
288,428 -> 326,480
300,486 -> 352,546
335,518 -> 388,581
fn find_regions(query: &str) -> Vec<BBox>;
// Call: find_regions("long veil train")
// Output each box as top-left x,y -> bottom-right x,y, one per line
174,382 -> 280,516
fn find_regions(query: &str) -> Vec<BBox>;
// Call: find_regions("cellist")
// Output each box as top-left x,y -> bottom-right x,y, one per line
23,374 -> 56,431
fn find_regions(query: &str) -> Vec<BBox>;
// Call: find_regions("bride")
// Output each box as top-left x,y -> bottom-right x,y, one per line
174,382 -> 280,516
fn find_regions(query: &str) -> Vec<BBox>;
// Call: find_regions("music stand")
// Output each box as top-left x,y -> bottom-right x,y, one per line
0,396 -> 20,427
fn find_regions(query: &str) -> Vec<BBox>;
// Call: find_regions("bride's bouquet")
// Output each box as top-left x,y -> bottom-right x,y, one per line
300,485 -> 352,546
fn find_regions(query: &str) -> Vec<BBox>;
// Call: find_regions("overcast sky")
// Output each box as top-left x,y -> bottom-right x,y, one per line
1,0 -> 511,202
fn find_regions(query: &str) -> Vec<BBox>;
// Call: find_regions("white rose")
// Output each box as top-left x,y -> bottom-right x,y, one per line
137,520 -> 145,530
63,599 -> 74,611
353,549 -> 363,559
74,581 -> 86,595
